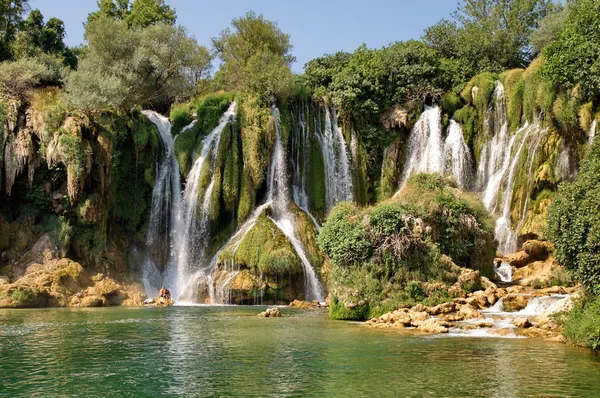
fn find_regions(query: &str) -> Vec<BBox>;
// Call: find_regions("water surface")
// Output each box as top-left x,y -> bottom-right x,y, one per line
1,306 -> 599,397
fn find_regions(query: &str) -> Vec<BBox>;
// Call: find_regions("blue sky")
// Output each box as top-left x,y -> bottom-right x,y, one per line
30,0 -> 458,72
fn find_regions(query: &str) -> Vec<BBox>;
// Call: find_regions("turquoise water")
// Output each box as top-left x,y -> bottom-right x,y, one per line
1,306 -> 599,397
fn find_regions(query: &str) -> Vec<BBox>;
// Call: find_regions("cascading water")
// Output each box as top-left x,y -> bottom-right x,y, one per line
444,120 -> 473,189
269,107 -> 325,302
396,105 -> 473,192
141,104 -> 236,301
399,105 -> 444,187
175,102 -> 237,300
589,120 -> 597,143
140,111 -> 184,298
321,100 -> 354,210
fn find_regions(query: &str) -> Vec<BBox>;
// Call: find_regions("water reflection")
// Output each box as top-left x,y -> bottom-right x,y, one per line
1,306 -> 599,397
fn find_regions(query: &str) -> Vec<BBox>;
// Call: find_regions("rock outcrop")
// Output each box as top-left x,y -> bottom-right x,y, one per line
0,258 -> 145,308
258,308 -> 282,317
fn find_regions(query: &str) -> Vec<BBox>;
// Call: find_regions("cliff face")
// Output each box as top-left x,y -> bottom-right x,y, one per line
0,90 -> 158,288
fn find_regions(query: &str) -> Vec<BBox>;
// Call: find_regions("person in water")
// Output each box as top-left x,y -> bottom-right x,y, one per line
164,288 -> 171,300
159,286 -> 166,298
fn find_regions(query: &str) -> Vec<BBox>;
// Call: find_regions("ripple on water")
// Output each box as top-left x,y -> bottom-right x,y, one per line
1,306 -> 600,397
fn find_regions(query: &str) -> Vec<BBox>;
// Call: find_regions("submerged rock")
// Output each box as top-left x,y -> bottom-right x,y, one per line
152,297 -> 174,307
289,299 -> 312,309
512,317 -> 532,328
258,308 -> 282,317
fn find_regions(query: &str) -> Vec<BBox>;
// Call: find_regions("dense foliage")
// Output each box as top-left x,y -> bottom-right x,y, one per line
65,17 -> 211,111
546,138 -> 600,294
319,174 -> 495,320
424,0 -> 552,76
87,0 -> 176,29
543,0 -> 600,101
212,12 -> 294,104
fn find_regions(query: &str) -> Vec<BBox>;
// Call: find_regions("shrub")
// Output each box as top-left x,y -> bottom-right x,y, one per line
562,296 -> 600,351
0,57 -> 58,100
170,103 -> 193,135
546,137 -> 600,294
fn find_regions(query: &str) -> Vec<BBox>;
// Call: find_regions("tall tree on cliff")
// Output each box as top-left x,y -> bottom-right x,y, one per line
423,0 -> 552,76
87,0 -> 176,29
0,0 -> 29,61
212,11 -> 295,104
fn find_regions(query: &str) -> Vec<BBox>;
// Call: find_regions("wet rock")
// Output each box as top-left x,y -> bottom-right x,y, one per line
457,268 -> 481,292
457,304 -> 483,320
258,308 -> 281,317
414,318 -> 449,334
289,299 -> 312,309
522,240 -> 552,260
153,297 -> 174,307
469,291 -> 489,308
481,277 -> 497,290
428,302 -> 456,315
512,317 -> 532,328
502,294 -> 529,312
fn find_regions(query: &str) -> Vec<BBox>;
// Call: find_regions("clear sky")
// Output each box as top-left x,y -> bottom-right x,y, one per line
29,0 -> 458,72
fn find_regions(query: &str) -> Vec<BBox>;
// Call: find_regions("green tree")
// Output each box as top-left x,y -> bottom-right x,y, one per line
529,2 -> 571,54
11,9 -> 76,68
87,0 -> 176,29
543,0 -> 600,100
212,11 -> 295,103
65,17 -> 210,111
546,137 -> 600,294
0,0 -> 29,60
424,0 -> 551,75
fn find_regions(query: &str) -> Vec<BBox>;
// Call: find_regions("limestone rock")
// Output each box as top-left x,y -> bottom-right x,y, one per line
258,308 -> 282,317
409,310 -> 429,324
289,299 -> 312,309
414,318 -> 449,334
502,294 -> 529,312
153,297 -> 174,307
428,302 -> 456,315
504,251 -> 532,268
512,317 -> 532,328
522,240 -> 553,260
457,304 -> 483,320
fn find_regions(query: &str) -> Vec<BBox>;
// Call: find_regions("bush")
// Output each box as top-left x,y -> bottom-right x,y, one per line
170,103 -> 193,135
562,296 -> 600,351
194,93 -> 235,134
0,57 -> 58,99
546,137 -> 600,294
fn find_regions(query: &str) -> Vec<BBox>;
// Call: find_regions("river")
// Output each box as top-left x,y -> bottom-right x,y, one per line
1,306 -> 599,397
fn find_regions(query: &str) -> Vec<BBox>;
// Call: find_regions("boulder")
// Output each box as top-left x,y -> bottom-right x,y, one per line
414,318 -> 449,334
503,251 -> 532,268
522,240 -> 553,260
289,299 -> 312,309
409,310 -> 429,324
512,317 -> 532,328
457,304 -> 483,320
502,294 -> 529,312
428,302 -> 456,316
481,276 -> 497,290
153,297 -> 174,307
258,307 -> 282,317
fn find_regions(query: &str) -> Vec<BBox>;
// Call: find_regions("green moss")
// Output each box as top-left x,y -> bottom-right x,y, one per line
329,295 -> 370,320
222,123 -> 241,213
553,93 -> 582,141
306,134 -> 326,218
440,91 -> 462,118
237,168 -> 255,224
173,126 -> 198,178
234,213 -> 302,276
240,95 -> 275,189
195,93 -> 235,134
170,103 -> 193,136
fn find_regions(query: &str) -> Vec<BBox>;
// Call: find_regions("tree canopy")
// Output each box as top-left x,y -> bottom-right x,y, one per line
424,0 -> 551,76
87,0 -> 176,29
65,17 -> 210,111
543,0 -> 600,100
212,11 -> 295,103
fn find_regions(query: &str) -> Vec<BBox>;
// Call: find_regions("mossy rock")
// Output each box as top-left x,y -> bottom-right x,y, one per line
232,213 -> 302,276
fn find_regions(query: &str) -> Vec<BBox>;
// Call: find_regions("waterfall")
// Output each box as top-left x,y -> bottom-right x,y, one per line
589,120 -> 597,143
399,105 -> 444,187
175,102 -> 237,301
396,105 -> 473,192
140,110 -> 184,298
444,120 -> 473,189
269,107 -> 325,302
494,262 -> 513,283
321,100 -> 354,210
141,104 -> 236,301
